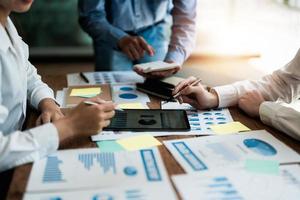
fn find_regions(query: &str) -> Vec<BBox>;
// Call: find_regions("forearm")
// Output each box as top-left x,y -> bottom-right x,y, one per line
259,101 -> 300,141
78,0 -> 127,49
38,98 -> 59,111
165,0 -> 196,65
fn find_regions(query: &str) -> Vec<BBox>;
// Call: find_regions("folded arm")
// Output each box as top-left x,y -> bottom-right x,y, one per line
260,101 -> 300,141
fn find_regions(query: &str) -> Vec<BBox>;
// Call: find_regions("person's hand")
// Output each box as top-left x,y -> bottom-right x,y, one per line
238,90 -> 265,117
134,61 -> 181,78
172,76 -> 219,109
53,98 -> 116,142
118,35 -> 155,60
36,98 -> 64,126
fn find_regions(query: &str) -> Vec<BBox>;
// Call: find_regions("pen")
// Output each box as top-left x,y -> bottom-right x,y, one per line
80,72 -> 89,83
83,101 -> 124,111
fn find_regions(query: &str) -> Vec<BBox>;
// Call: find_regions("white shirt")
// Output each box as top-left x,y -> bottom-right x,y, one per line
0,18 -> 59,172
214,49 -> 300,141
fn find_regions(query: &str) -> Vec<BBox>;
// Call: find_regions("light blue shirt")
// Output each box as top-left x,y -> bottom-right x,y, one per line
0,18 -> 59,172
78,0 -> 196,65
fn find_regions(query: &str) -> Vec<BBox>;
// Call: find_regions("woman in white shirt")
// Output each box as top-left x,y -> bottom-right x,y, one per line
0,0 -> 116,172
173,49 -> 300,141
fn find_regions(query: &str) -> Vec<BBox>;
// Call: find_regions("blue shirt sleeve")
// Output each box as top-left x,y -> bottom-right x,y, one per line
78,0 -> 128,49
165,0 -> 197,66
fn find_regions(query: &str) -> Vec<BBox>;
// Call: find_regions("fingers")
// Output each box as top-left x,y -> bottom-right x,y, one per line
101,119 -> 111,128
36,116 -> 42,126
129,45 -> 141,60
103,110 -> 115,120
37,112 -> 51,125
98,102 -> 116,112
173,76 -> 197,95
138,37 -> 155,56
124,48 -> 134,60
149,67 -> 180,78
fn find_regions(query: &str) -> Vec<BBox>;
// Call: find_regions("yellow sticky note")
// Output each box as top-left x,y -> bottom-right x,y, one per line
210,121 -> 250,135
118,103 -> 147,109
70,87 -> 101,97
117,134 -> 161,151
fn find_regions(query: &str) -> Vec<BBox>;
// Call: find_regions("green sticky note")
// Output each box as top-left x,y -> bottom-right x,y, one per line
245,159 -> 279,175
96,140 -> 125,153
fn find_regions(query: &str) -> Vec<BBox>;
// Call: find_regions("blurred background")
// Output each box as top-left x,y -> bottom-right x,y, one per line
11,0 -> 300,86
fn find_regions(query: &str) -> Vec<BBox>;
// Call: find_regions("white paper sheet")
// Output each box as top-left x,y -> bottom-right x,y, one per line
23,183 -> 176,200
26,147 -> 174,197
55,90 -> 65,107
172,165 -> 300,200
164,130 -> 300,173
67,71 -> 144,86
112,84 -> 150,104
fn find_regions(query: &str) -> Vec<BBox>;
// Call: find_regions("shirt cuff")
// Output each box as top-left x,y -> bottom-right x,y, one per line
259,101 -> 280,126
213,85 -> 239,108
110,29 -> 128,49
31,88 -> 55,109
165,50 -> 185,66
28,123 -> 59,158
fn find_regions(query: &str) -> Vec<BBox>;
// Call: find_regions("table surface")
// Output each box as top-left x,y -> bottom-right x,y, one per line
5,75 -> 300,200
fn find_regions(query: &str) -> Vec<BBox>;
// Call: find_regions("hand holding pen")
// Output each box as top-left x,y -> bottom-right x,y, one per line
162,77 -> 201,105
171,76 -> 219,109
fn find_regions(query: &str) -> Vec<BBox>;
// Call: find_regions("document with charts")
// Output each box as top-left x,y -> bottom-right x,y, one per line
164,130 -> 300,173
25,147 -> 176,200
172,165 -> 300,200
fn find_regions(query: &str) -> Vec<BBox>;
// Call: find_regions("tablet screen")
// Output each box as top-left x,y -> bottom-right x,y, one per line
104,109 -> 190,131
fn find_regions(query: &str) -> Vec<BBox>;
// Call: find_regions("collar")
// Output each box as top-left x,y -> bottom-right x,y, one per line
0,17 -> 20,53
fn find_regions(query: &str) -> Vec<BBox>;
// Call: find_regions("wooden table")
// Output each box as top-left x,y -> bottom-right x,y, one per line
4,75 -> 300,200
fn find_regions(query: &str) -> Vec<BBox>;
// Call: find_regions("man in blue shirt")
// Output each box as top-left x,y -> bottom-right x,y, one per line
78,0 -> 196,77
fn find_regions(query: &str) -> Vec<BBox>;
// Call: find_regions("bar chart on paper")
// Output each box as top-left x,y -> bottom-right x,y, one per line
42,156 -> 65,183
26,149 -> 124,192
78,152 -> 116,174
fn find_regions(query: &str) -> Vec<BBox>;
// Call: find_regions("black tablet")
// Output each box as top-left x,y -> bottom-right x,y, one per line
104,109 -> 190,131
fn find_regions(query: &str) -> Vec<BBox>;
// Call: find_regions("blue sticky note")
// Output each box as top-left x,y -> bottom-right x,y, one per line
96,140 -> 125,152
245,159 -> 279,175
